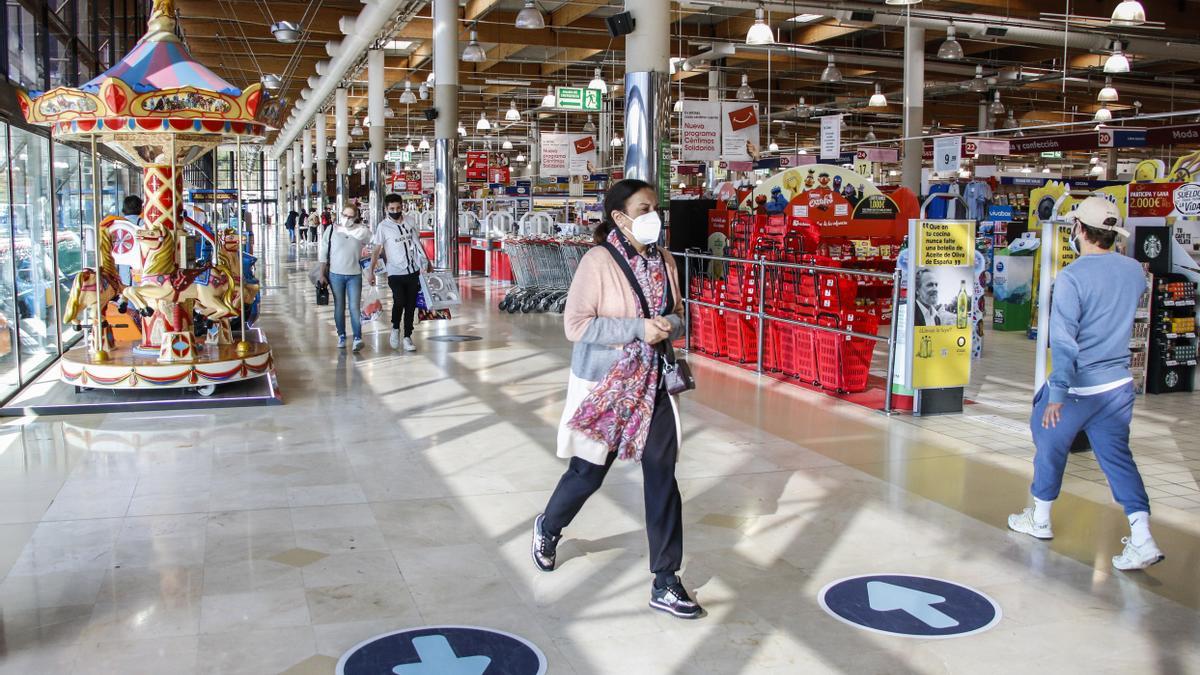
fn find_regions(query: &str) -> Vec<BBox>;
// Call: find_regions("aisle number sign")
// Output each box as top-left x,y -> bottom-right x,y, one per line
907,219 -> 976,390
555,87 -> 602,112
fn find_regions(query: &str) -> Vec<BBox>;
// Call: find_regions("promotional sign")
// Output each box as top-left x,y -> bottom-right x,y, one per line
488,165 -> 511,185
745,164 -> 904,239
819,575 -> 1001,639
539,134 -> 594,177
388,170 -> 422,194
933,136 -> 962,174
466,151 -> 489,182
720,102 -> 760,162
820,114 -> 842,160
572,135 -> 598,175
555,86 -> 602,112
338,626 -> 547,675
907,218 -> 976,389
985,205 -> 1015,222
681,101 -> 722,161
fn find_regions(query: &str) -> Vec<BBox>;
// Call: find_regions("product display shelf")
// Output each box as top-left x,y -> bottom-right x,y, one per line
1146,273 -> 1198,394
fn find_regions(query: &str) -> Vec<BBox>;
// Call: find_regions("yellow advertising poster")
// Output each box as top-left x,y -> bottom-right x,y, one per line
908,220 -> 976,389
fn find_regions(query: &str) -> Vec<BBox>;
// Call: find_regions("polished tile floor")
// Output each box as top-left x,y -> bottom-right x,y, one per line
1,230 -> 1198,674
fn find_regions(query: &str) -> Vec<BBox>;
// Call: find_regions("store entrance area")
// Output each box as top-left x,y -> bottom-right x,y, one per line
0,231 -> 1197,675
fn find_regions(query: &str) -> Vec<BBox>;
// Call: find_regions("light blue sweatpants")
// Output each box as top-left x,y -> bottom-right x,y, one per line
1030,382 -> 1150,515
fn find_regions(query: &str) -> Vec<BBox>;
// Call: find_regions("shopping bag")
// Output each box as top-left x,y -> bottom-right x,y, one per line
418,271 -> 461,310
415,290 -> 428,310
418,308 -> 452,322
360,286 -> 383,323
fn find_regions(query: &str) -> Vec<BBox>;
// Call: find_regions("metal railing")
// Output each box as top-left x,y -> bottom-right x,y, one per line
677,251 -> 903,414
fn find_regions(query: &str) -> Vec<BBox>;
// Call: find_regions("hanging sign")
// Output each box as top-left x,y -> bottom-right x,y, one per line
681,101 -> 722,161
570,134 -> 598,175
466,151 -> 489,182
857,147 -> 899,163
965,138 -> 1010,157
721,102 -> 760,162
820,114 -> 842,160
555,86 -> 602,112
907,218 -> 976,389
933,136 -> 962,174
539,134 -> 569,177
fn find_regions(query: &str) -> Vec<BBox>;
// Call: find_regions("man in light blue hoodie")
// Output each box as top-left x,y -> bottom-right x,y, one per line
1008,196 -> 1164,571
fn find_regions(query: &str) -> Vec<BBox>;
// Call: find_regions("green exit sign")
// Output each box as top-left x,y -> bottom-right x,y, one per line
1040,151 -> 1063,159
386,150 -> 411,163
556,86 -> 602,112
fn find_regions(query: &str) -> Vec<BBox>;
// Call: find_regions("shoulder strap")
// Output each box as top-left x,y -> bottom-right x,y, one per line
602,243 -> 672,319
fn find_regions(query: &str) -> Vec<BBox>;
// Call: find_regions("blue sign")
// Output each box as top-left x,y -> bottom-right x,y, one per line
986,205 -> 1015,222
338,626 -> 546,675
818,575 -> 1001,639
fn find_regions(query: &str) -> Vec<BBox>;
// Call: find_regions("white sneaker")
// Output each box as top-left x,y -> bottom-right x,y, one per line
352,338 -> 364,352
389,329 -> 401,350
1112,537 -> 1165,571
1007,508 -> 1054,540
403,337 -> 417,352
337,336 -> 347,349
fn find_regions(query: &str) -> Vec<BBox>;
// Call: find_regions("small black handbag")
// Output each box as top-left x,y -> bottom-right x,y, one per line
315,283 -> 330,306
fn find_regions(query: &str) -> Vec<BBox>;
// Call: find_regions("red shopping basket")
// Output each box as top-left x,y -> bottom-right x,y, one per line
724,311 -> 758,364
813,311 -> 880,393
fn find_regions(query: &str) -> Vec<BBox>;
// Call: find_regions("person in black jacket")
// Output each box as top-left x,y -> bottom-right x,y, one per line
284,210 -> 298,244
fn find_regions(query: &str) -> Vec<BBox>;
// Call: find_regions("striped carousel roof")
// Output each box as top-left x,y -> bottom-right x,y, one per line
80,32 -> 240,96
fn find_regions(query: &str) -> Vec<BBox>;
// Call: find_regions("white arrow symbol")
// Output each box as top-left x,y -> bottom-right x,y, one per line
867,581 -> 960,629
392,635 -> 492,675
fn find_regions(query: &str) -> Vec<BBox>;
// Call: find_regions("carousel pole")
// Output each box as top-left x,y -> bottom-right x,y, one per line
209,146 -> 218,264
90,135 -> 108,362
235,136 -> 250,355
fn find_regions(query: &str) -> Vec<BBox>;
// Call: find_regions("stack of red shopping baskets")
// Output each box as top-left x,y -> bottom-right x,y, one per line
813,310 -> 879,393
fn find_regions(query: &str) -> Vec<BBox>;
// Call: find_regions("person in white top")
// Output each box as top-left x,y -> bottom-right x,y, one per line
318,204 -> 373,351
369,194 -> 432,352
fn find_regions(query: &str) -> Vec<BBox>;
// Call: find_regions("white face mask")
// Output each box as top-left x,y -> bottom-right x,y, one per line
623,211 -> 662,245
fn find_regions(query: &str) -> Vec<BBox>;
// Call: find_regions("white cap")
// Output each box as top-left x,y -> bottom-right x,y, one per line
1072,196 -> 1129,238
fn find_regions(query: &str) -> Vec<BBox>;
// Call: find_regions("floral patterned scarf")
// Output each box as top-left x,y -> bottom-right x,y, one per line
567,229 -> 667,462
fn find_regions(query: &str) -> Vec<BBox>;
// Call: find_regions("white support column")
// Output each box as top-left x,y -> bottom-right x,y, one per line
707,68 -> 722,190
335,88 -> 349,213
281,148 -> 292,217
433,0 -> 459,273
978,99 -> 989,134
292,140 -> 303,211
315,113 -> 328,212
303,127 -> 314,211
623,0 -> 671,203
368,48 -> 386,229
901,24 -> 926,194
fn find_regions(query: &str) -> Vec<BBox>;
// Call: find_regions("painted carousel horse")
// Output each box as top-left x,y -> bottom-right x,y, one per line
121,222 -> 240,355
62,217 -> 131,347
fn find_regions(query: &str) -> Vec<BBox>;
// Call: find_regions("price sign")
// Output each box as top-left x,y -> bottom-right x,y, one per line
934,136 -> 961,174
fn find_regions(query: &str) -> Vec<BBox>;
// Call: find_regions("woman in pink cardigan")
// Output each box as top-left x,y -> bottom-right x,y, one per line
530,180 -> 702,620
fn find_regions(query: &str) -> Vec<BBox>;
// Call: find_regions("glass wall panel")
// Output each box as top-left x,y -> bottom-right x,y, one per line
49,35 -> 70,89
6,2 -> 45,90
9,127 -> 61,381
54,143 -> 85,346
0,124 -> 19,398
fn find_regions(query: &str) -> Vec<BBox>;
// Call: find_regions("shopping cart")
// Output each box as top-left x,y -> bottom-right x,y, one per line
497,235 -> 592,314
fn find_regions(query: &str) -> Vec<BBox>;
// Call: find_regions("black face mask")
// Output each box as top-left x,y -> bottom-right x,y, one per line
388,212 -> 402,220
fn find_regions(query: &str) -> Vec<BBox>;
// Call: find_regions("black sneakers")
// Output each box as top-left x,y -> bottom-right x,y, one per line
650,577 -> 704,619
531,513 -> 560,572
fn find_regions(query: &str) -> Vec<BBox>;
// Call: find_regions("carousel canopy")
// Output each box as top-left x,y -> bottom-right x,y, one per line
80,38 -> 240,97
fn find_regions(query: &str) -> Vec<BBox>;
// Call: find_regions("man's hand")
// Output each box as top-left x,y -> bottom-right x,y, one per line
1042,402 -> 1064,429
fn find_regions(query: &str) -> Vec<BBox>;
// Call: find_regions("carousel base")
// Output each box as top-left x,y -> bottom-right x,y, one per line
0,330 -> 281,416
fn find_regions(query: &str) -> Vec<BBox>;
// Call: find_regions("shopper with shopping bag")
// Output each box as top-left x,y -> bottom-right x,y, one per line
1007,196 -> 1164,571
368,193 -> 432,352
318,204 -> 373,352
530,179 -> 703,620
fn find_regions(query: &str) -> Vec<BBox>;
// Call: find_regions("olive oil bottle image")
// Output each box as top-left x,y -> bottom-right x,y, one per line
956,280 -> 970,329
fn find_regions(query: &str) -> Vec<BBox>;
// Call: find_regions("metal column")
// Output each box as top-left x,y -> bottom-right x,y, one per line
623,0 -> 671,200
368,48 -> 387,229
433,0 -> 459,273
901,24 -> 926,194
335,87 -> 350,213
302,127 -> 313,212
315,113 -> 328,213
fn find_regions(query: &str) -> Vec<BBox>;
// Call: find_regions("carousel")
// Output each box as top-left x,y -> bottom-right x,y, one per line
15,0 -> 273,397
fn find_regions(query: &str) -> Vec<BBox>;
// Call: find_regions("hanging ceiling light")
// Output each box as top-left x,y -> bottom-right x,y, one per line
350,121 -> 364,137
989,90 -> 1005,116
582,114 -> 597,135
736,73 -> 755,100
515,0 -> 545,30
426,72 -> 435,85
885,0 -> 923,4
261,74 -> 282,90
476,111 -> 491,131
746,5 -> 775,46
865,126 -> 877,142
384,105 -> 395,119
674,98 -> 684,113
399,79 -> 416,105
457,122 -> 467,137
1094,106 -> 1114,122
798,148 -> 807,155
938,24 -> 964,60
968,65 -> 989,93
611,134 -> 623,148
462,29 -> 487,63
1104,42 -> 1130,74
1091,163 -> 1106,176
1111,0 -> 1146,26
502,139 -> 514,150
821,54 -> 843,83
868,83 -> 887,108
418,82 -> 429,100
587,68 -> 606,93
505,100 -> 521,122
515,152 -> 526,162
1003,111 -> 1018,129
419,137 -> 430,151
1098,77 -> 1119,102
270,21 -> 300,43
541,85 -> 556,108
405,140 -> 416,153
768,139 -> 780,152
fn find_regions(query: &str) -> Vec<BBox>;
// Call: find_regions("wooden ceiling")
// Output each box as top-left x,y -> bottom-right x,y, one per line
171,0 -> 1200,152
